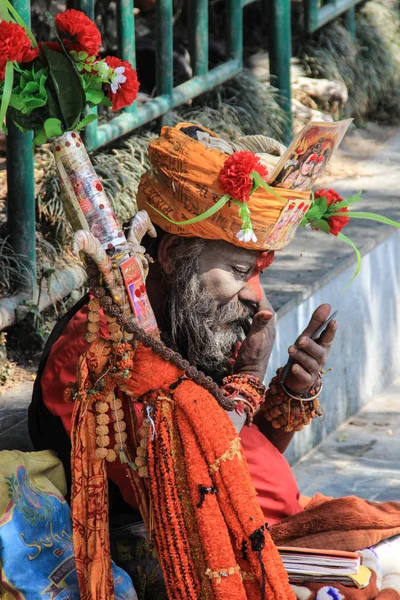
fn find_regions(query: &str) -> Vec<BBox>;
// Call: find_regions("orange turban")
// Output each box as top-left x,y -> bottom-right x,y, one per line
136,123 -> 312,251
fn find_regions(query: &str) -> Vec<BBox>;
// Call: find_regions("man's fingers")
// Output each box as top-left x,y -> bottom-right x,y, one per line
290,364 -> 313,387
251,310 -> 274,331
289,347 -> 322,374
300,304 -> 331,339
292,337 -> 325,362
319,320 -> 337,347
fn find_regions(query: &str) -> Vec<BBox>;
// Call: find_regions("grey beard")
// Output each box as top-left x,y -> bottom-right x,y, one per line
161,239 -> 253,381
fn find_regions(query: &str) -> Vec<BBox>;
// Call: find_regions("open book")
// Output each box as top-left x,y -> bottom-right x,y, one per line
277,546 -> 372,589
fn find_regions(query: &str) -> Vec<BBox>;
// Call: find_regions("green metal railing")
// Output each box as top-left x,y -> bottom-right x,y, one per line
5,0 -> 362,302
304,0 -> 364,35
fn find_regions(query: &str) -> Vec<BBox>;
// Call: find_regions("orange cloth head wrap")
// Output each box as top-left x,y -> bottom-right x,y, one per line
136,123 -> 312,251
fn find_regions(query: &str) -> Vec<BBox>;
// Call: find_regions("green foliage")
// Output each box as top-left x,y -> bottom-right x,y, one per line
10,67 -> 48,116
40,44 -> 86,131
298,0 -> 400,122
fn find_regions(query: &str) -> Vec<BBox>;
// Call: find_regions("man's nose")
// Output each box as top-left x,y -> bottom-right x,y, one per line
238,272 -> 263,305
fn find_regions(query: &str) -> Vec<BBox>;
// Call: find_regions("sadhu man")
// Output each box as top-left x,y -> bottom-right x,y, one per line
29,124 -> 400,600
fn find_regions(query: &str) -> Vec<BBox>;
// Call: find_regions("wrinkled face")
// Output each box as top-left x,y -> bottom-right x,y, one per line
161,238 -> 272,381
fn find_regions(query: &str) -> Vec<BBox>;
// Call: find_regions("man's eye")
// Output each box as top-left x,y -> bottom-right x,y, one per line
232,266 -> 251,278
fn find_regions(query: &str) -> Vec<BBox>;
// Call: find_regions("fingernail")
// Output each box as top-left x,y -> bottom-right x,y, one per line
299,337 -> 307,347
292,365 -> 298,374
288,346 -> 296,354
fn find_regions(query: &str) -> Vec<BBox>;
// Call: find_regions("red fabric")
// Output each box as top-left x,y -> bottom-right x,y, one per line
41,305 -> 302,524
240,423 -> 302,525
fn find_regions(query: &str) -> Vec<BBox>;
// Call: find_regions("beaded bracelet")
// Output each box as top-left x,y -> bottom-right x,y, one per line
221,373 -> 266,426
262,368 -> 323,432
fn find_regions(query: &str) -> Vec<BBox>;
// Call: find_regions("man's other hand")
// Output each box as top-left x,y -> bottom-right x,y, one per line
284,303 -> 337,394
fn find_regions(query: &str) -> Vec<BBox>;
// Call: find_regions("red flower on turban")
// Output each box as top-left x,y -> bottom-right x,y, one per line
315,188 -> 350,236
55,9 -> 101,56
218,151 -> 268,203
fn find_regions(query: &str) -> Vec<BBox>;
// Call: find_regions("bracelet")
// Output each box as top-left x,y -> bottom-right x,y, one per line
221,373 -> 266,426
262,368 -> 323,432
280,374 -> 323,402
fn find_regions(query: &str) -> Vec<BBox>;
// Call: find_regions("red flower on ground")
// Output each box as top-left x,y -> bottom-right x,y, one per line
105,56 -> 139,111
55,9 -> 101,56
315,187 -> 350,236
218,151 -> 268,203
0,21 -> 38,79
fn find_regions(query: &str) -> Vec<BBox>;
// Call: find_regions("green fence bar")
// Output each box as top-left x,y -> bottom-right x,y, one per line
304,0 -> 363,33
228,0 -> 243,63
343,7 -> 356,38
87,59 -> 242,150
7,0 -> 36,289
189,0 -> 208,76
77,0 -> 94,20
117,0 -> 137,115
266,0 -> 292,141
156,0 -> 173,126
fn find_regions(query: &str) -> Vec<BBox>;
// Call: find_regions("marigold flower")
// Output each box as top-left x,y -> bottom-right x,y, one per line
218,151 -> 268,203
105,55 -> 139,111
55,9 -> 101,56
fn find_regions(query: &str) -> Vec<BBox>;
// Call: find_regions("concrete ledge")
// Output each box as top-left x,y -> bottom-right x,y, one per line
266,229 -> 400,465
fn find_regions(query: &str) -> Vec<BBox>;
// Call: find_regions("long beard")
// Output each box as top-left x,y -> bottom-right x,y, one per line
161,241 -> 254,381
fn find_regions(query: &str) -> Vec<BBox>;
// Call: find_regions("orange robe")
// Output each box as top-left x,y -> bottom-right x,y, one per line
40,302 -> 302,526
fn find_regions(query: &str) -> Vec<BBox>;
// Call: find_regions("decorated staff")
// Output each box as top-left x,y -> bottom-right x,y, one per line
0,2 -> 158,336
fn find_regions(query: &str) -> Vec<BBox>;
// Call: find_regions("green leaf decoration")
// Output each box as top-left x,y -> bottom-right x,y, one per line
44,117 -> 63,138
11,66 -> 48,116
304,204 -> 323,222
8,93 -> 24,111
147,194 -> 231,226
85,88 -> 104,105
100,96 -> 112,107
4,0 -> 38,47
0,62 -> 14,133
309,218 -> 331,234
33,127 -> 47,145
335,211 -> 400,229
337,232 -> 362,291
40,45 -> 86,130
251,170 -> 287,203
74,112 -> 98,131
0,0 -> 10,21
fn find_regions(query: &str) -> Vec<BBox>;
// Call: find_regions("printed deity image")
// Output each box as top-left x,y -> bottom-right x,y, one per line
120,257 -> 158,332
269,120 -> 352,191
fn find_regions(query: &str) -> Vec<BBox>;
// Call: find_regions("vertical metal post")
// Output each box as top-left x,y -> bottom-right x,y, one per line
189,0 -> 209,76
343,7 -> 356,39
77,0 -> 94,20
117,0 -> 137,114
227,0 -> 242,63
156,0 -> 173,126
266,0 -> 293,142
78,0 -> 97,147
304,0 -> 319,34
7,0 -> 36,290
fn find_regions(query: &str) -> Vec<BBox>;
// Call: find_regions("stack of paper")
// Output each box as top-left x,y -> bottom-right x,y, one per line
277,546 -> 372,589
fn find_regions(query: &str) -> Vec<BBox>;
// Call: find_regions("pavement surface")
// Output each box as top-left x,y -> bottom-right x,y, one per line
292,377 -> 400,501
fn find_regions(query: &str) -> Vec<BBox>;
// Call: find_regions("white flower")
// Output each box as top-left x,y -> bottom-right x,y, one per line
236,228 -> 257,243
110,66 -> 127,93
